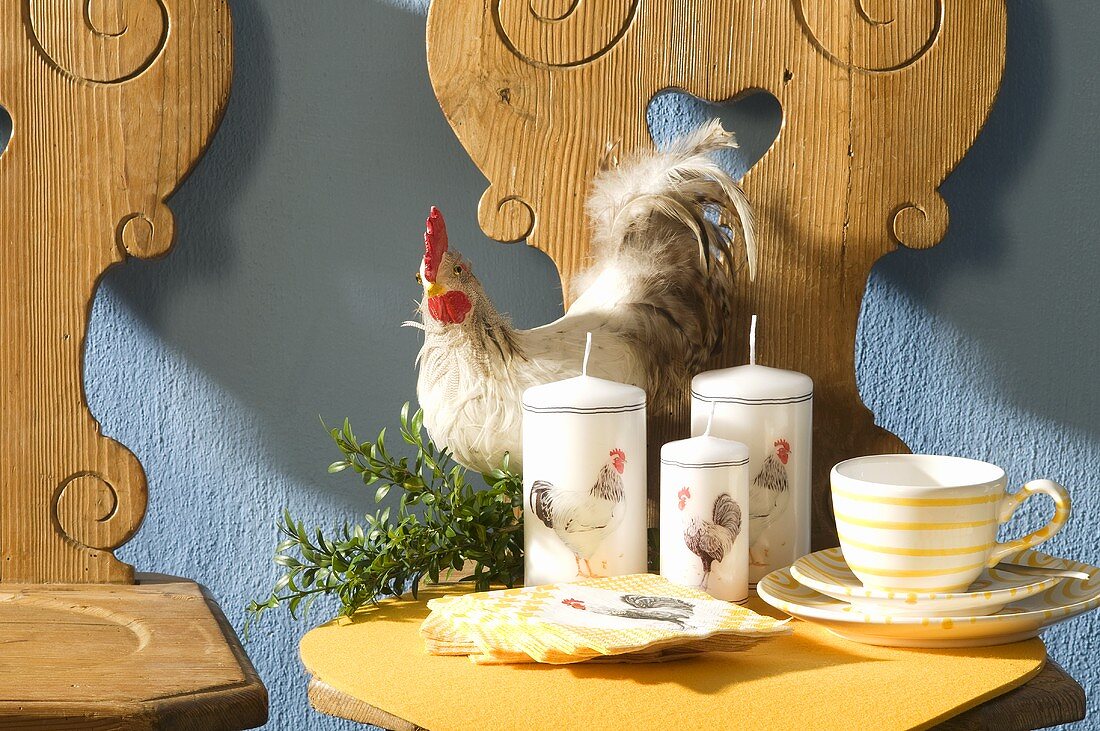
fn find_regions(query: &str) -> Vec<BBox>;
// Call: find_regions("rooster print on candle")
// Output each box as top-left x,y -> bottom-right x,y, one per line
679,488 -> 743,590
750,439 -> 792,568
531,449 -> 628,578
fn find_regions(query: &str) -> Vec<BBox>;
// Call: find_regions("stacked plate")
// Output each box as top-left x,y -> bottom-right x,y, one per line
421,573 -> 790,664
757,548 -> 1100,648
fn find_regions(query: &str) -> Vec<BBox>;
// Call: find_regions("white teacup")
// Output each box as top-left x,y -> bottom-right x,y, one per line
831,455 -> 1071,593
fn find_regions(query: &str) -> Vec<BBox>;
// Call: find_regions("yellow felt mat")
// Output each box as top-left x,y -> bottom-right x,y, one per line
299,585 -> 1046,731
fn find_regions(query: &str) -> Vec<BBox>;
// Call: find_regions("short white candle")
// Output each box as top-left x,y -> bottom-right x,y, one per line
691,316 -> 813,585
522,334 -> 647,586
661,406 -> 750,602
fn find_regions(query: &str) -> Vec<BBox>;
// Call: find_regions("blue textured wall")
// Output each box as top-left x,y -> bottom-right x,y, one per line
84,1 -> 1098,728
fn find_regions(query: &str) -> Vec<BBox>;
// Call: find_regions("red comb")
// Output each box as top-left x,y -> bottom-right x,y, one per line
775,439 -> 790,451
610,448 -> 626,461
424,206 -> 448,282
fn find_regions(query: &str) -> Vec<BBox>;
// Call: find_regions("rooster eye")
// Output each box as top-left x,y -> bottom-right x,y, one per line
453,264 -> 463,276
415,271 -> 422,285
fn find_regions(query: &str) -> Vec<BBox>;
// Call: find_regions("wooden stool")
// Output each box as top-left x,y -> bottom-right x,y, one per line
298,584 -> 1084,730
0,2 -> 265,727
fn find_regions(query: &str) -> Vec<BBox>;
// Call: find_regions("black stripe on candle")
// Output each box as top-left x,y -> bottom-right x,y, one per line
690,391 -> 813,405
522,402 -> 646,415
661,458 -> 750,468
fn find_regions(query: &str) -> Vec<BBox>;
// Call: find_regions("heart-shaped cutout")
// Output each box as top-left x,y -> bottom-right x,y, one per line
647,89 -> 782,179
0,104 -> 11,159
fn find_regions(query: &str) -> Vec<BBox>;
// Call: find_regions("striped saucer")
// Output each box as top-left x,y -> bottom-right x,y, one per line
791,547 -> 1061,617
760,550 -> 1100,648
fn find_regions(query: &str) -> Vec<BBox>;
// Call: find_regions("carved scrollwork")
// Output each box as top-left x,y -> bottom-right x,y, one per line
53,469 -> 144,552
478,187 -> 536,243
116,202 -> 176,259
891,194 -> 949,250
493,0 -> 639,68
793,0 -> 943,74
28,0 -> 170,85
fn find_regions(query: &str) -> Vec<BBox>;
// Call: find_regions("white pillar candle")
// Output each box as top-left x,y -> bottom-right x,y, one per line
660,407 -> 750,602
691,316 -> 813,586
522,334 -> 647,586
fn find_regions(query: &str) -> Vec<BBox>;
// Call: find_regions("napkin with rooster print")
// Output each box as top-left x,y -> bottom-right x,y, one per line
420,574 -> 789,664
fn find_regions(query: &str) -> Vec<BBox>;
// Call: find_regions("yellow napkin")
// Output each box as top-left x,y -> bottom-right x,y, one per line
420,573 -> 789,664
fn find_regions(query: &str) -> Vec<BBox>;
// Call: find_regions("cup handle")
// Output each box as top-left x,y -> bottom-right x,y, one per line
987,479 -> 1071,567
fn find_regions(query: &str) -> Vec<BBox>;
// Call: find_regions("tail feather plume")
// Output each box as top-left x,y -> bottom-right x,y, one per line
531,480 -> 555,529
586,119 -> 756,282
572,120 -> 756,406
712,493 -> 743,538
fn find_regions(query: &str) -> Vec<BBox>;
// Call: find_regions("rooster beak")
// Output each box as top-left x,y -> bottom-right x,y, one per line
426,281 -> 446,298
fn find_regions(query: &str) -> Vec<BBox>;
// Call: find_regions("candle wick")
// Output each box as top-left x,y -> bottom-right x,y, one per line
582,332 -> 593,376
749,314 -> 757,366
705,401 -> 716,437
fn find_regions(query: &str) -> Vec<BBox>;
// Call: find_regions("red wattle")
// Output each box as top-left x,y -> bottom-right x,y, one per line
428,290 -> 471,324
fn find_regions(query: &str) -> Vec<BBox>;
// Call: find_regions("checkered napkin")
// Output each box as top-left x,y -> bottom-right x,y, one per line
420,573 -> 790,664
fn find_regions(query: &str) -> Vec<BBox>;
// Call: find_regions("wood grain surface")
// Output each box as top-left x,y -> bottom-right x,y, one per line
0,2 -> 266,727
0,0 -> 233,583
426,0 -> 1008,548
309,679 -> 424,731
0,574 -> 267,730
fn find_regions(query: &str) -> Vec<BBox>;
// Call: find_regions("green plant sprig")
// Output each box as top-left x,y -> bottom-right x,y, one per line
246,403 -> 523,630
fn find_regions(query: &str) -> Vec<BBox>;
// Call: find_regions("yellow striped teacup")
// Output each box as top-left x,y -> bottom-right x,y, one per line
831,455 -> 1070,593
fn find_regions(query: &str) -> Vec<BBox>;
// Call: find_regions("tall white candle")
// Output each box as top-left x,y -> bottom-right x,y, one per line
691,316 -> 813,585
661,406 -> 750,602
522,334 -> 647,586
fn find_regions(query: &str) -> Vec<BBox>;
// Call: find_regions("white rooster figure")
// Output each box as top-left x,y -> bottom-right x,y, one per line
409,122 -> 755,474
679,488 -> 743,590
530,449 -> 628,578
749,439 -> 792,567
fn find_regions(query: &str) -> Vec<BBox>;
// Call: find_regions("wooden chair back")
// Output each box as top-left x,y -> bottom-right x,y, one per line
0,0 -> 232,583
425,0 -> 1007,546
